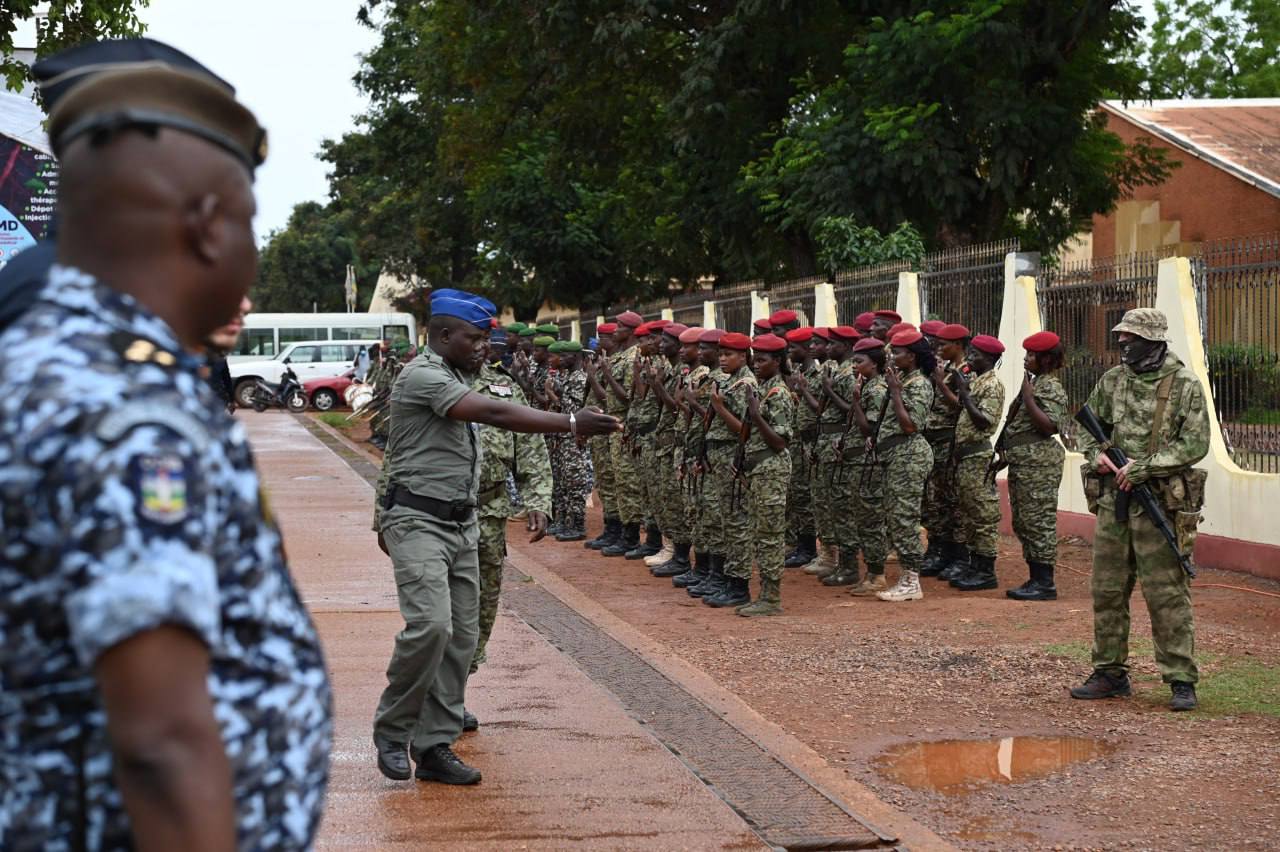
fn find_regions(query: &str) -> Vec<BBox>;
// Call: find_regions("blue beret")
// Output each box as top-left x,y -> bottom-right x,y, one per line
431,288 -> 496,329
588,337 -> 599,350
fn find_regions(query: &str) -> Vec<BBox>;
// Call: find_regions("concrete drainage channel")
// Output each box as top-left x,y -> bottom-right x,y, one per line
297,414 -> 900,851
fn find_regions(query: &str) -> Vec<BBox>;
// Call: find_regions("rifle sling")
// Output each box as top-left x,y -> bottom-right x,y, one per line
1148,374 -> 1176,456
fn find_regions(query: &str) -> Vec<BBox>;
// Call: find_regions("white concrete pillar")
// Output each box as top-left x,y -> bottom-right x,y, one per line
896,271 -> 922,325
661,308 -> 674,322
703,301 -> 717,329
813,282 -> 838,327
570,320 -> 581,342
750,291 -> 770,323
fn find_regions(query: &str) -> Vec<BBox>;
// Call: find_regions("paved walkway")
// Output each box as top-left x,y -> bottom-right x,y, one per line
246,413 -> 763,850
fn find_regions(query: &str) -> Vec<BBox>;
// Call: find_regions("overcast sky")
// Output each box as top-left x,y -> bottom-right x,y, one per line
140,1 -> 379,241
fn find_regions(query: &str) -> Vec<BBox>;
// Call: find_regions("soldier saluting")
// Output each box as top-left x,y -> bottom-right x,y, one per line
1071,308 -> 1209,712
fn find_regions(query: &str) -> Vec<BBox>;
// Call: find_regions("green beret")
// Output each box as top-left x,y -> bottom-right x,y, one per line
505,322 -> 528,334
535,323 -> 560,335
533,335 -> 556,347
518,328 -> 538,337
549,340 -> 583,353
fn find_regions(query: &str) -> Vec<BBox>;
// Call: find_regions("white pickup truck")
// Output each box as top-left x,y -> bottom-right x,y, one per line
230,339 -> 380,408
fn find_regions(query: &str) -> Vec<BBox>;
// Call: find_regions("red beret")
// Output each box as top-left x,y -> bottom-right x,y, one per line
852,337 -> 884,353
785,327 -> 814,343
1023,331 -> 1061,352
768,309 -> 798,325
831,325 -> 861,342
753,317 -> 773,331
597,322 -> 618,334
663,322 -> 688,337
813,327 -> 832,340
888,322 -> 916,337
616,311 -> 644,328
971,334 -> 1005,355
719,332 -> 752,351
874,309 -> 902,322
679,326 -> 705,343
890,328 -> 924,346
634,323 -> 652,337
919,320 -> 945,336
854,312 -> 876,332
699,328 -> 726,344
649,318 -> 672,329
752,333 -> 787,352
937,323 -> 971,341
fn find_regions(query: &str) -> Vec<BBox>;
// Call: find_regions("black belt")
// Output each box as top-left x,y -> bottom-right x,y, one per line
389,485 -> 476,522
800,425 -> 819,441
924,427 -> 955,442
954,439 -> 992,460
819,422 -> 847,435
742,447 -> 784,472
1005,431 -> 1053,450
875,433 -> 913,456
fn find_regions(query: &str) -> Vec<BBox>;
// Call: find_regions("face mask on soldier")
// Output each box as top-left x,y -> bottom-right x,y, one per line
1120,336 -> 1167,373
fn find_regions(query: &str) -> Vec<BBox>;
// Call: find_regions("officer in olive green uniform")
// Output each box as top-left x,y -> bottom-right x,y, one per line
1071,309 -> 1209,712
600,312 -> 645,554
469,331 -> 552,675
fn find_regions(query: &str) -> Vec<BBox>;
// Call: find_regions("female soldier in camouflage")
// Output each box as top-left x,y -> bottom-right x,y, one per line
1004,331 -> 1069,601
875,329 -> 937,602
845,337 -> 891,595
545,340 -> 592,541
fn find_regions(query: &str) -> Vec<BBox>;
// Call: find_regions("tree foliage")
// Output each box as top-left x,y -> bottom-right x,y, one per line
2,1 -> 148,93
327,0 -> 1172,310
252,201 -> 380,314
1139,0 -> 1279,98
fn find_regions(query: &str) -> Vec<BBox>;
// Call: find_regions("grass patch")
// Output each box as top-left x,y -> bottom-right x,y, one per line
317,412 -> 353,431
1043,640 -> 1091,664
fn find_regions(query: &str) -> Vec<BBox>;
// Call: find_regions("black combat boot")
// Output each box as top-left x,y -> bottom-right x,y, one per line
689,554 -> 725,598
652,542 -> 692,578
602,522 -> 640,557
954,553 -> 998,591
414,744 -> 482,785
940,542 -> 971,584
1070,669 -> 1132,700
586,516 -> 620,549
785,532 -> 818,567
919,538 -> 947,577
822,548 -> 861,586
1169,682 -> 1197,711
704,575 -> 750,608
673,551 -> 709,588
1007,561 -> 1058,601
556,524 -> 586,542
627,524 -> 662,559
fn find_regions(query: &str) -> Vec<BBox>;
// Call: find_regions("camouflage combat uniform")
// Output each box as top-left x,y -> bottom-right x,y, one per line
876,370 -> 935,571
627,354 -> 663,531
1078,350 -> 1209,684
711,365 -> 759,576
813,357 -> 856,551
921,368 -> 961,544
1005,374 -> 1068,566
722,374 -> 794,585
469,363 -> 552,672
550,365 -> 591,533
370,353 -> 405,443
851,374 -> 890,574
655,359 -> 692,545
787,360 -> 822,543
951,369 -> 1005,559
0,266 -> 332,849
607,343 -> 643,525
682,364 -> 715,549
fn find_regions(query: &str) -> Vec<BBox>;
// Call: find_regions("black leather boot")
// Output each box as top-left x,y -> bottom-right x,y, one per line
954,552 -> 998,591
919,538 -> 947,577
704,575 -> 750,608
785,532 -> 817,567
940,542 -> 971,584
689,554 -> 725,597
586,516 -> 619,549
1007,561 -> 1058,601
652,542 -> 692,577
673,551 -> 709,588
603,522 -> 640,557
627,524 -> 662,559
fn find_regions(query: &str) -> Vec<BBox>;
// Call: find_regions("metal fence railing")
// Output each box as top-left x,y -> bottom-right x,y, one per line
832,262 -> 906,324
918,239 -> 1018,336
765,275 -> 822,327
715,294 -> 754,334
670,291 -> 707,328
1191,233 -> 1280,474
1036,252 -> 1159,449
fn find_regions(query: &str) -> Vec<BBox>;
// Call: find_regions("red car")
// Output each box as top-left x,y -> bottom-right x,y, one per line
303,369 -> 358,411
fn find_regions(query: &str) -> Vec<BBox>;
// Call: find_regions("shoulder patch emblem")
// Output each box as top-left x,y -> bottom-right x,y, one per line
488,383 -> 514,397
136,454 -> 190,524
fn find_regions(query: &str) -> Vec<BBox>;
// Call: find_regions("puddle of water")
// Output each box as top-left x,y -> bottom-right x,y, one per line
874,736 -> 1113,794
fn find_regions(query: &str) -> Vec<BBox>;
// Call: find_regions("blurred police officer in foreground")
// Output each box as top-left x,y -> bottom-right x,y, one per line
0,39 -> 332,849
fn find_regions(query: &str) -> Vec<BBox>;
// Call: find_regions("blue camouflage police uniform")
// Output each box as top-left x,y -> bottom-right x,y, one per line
0,266 -> 333,850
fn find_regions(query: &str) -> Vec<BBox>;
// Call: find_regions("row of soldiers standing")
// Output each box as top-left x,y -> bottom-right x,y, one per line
574,308 -> 1074,614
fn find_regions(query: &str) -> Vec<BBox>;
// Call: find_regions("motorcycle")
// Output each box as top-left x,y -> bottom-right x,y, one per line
250,362 -> 308,413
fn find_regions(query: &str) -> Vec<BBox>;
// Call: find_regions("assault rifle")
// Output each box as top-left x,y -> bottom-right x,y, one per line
985,371 -> 1031,486
829,385 -> 857,487
730,389 -> 754,511
860,381 -> 894,489
1075,404 -> 1196,578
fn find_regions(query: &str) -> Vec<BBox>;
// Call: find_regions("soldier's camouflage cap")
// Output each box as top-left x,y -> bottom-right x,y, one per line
1111,308 -> 1168,342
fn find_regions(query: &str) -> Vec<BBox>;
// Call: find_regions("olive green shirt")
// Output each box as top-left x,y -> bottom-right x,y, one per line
384,349 -> 480,505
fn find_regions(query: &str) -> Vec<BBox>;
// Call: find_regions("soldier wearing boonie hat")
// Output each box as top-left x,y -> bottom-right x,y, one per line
1070,308 -> 1209,712
1003,331 -> 1070,602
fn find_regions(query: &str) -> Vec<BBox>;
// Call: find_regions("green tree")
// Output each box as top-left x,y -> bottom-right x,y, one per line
252,201 -> 380,313
1140,0 -> 1280,98
2,1 -> 148,93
